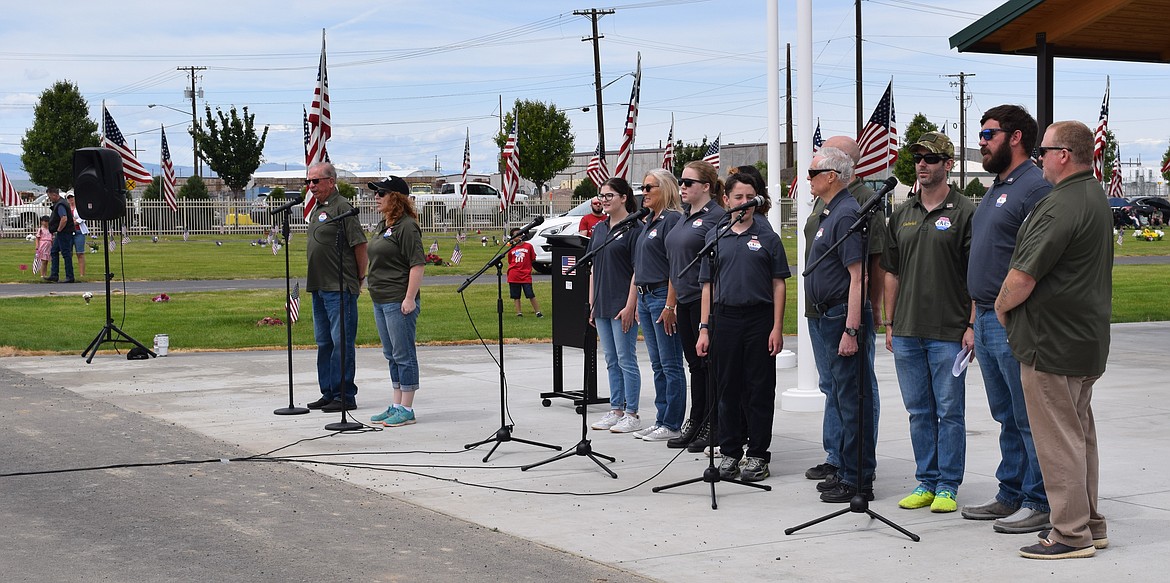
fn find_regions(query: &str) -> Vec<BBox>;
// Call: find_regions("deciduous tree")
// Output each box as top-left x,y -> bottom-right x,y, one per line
495,99 -> 573,195
894,113 -> 940,188
191,105 -> 268,198
21,80 -> 99,190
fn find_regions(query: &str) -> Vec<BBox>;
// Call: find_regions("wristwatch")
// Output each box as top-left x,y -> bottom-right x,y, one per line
844,327 -> 859,337
698,323 -> 710,331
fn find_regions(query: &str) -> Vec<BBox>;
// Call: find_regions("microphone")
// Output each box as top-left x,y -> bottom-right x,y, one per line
857,176 -> 899,218
268,194 -> 305,215
610,206 -> 650,233
323,207 -> 360,224
511,215 -> 545,240
727,195 -> 766,213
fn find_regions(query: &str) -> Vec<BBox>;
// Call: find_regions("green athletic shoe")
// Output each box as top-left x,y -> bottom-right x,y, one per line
898,486 -> 936,509
931,489 -> 958,513
382,408 -> 416,427
371,406 -> 397,423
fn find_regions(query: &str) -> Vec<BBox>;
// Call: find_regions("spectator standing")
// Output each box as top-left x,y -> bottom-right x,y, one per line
67,193 -> 89,277
507,227 -> 543,317
44,188 -> 74,283
578,197 -> 607,237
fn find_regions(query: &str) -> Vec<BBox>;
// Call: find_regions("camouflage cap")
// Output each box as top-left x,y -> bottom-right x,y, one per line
911,131 -> 954,158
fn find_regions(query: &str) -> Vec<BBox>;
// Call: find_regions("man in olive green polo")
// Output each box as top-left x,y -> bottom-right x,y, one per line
997,120 -> 1112,560
882,131 -> 975,514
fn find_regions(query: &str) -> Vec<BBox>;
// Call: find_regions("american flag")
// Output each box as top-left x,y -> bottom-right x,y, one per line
159,127 -> 178,212
102,106 -> 152,186
1162,155 -> 1170,176
788,121 -> 824,199
32,256 -> 42,275
613,54 -> 641,181
0,159 -> 18,207
501,117 -> 520,211
855,81 -> 898,179
272,238 -> 280,255
429,239 -> 439,254
450,242 -> 463,265
1108,158 -> 1124,199
586,143 -> 610,187
561,255 -> 577,276
304,32 -> 331,221
460,129 -> 471,210
662,117 -> 675,171
1093,78 -> 1110,182
182,228 -> 189,242
287,282 -> 301,324
703,135 -> 721,170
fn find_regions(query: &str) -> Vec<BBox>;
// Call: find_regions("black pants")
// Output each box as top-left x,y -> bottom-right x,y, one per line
711,303 -> 776,462
676,298 -> 709,425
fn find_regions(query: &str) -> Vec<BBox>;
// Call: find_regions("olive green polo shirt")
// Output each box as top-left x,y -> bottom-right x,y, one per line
802,179 -> 888,318
882,185 -> 974,342
305,193 -> 367,294
367,215 -> 426,304
1005,170 -> 1113,377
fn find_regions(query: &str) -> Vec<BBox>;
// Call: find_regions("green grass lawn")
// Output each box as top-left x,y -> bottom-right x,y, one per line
2,265 -> 1167,354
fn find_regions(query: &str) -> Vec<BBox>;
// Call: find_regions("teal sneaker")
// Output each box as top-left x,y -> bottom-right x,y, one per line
371,406 -> 397,423
382,408 -> 416,427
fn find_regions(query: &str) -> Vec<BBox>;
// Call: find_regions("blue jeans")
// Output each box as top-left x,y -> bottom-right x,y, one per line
808,305 -> 881,470
974,307 -> 1048,511
637,287 -> 687,431
892,335 -> 967,494
373,299 -> 421,392
50,233 -> 74,281
312,290 -> 359,402
808,304 -> 877,487
595,316 -> 641,414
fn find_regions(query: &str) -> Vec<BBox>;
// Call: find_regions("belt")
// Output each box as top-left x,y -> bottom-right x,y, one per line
813,297 -> 848,314
636,281 -> 667,294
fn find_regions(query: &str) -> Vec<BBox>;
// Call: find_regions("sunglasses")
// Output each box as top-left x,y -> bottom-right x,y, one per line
679,178 -> 708,188
807,168 -> 837,179
640,184 -> 659,193
911,153 -> 948,165
1035,146 -> 1069,156
304,177 -> 331,185
978,128 -> 1009,141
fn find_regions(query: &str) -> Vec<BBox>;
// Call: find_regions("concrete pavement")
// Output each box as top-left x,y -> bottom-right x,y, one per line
1,323 -> 1168,582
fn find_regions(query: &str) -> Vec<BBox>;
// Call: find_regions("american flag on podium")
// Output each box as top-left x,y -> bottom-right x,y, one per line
561,255 -> 577,276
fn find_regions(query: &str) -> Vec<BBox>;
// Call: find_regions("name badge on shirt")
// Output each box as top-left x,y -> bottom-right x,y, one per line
747,237 -> 762,251
692,218 -> 703,228
383,228 -> 393,239
647,228 -> 658,239
935,216 -> 952,231
318,212 -> 328,223
996,193 -> 1008,207
815,227 -> 824,240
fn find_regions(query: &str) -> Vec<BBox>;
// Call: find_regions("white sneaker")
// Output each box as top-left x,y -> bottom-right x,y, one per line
632,424 -> 659,439
610,414 -> 643,433
642,426 -> 682,442
591,410 -> 623,430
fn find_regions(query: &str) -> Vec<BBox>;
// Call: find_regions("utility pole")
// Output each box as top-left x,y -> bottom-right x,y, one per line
177,66 -> 206,177
785,43 -> 794,169
575,8 -> 614,158
856,0 -> 863,136
946,72 -> 974,189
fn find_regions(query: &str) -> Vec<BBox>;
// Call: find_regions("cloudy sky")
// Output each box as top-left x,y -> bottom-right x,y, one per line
2,0 -> 1167,181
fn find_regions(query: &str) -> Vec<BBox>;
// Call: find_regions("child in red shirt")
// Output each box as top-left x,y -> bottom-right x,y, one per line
506,227 -> 543,317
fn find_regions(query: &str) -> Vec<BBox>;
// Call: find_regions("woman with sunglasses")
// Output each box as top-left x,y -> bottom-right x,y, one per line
695,171 -> 790,482
588,178 -> 645,434
631,169 -> 688,443
661,160 -> 726,452
366,176 -> 427,428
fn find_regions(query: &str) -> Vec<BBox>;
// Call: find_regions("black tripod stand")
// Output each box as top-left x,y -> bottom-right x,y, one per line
273,207 -> 309,416
652,210 -> 770,508
785,186 -> 918,541
460,237 -> 559,462
82,219 -> 154,363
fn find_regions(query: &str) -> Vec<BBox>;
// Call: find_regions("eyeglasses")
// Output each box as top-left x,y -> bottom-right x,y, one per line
807,168 -> 837,179
911,153 -> 948,165
1036,146 -> 1069,156
374,191 -> 388,198
978,128 -> 1009,141
598,192 -> 617,200
639,184 -> 659,193
679,178 -> 708,188
304,177 -> 332,185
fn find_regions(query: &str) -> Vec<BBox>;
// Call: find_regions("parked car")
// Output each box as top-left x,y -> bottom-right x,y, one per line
529,194 -> 642,274
3,193 -> 50,230
416,182 -> 529,223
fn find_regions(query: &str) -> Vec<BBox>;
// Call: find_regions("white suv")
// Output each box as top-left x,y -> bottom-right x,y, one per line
528,194 -> 641,274
3,193 -> 50,231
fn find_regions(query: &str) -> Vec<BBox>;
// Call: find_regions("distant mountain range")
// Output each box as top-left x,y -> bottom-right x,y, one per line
1,152 -> 297,191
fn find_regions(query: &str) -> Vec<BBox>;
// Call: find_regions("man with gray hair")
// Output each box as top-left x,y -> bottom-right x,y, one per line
805,146 -> 876,503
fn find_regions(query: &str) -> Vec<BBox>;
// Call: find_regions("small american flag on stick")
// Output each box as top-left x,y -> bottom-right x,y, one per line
287,282 -> 301,324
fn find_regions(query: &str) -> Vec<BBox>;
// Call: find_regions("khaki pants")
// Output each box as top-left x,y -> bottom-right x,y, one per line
1020,362 -> 1107,548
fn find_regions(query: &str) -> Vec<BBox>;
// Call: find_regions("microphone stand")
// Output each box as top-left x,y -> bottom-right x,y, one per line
785,190 -> 918,541
520,221 -> 637,478
324,214 -> 362,432
652,210 -> 771,508
460,238 -> 560,462
274,207 -> 309,416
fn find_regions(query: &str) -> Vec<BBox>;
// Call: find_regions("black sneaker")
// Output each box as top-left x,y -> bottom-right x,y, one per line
819,483 -> 874,503
717,456 -> 741,480
805,462 -> 837,480
815,472 -> 841,492
307,396 -> 333,410
740,457 -> 770,482
686,424 -> 711,453
321,399 -> 356,412
667,419 -> 700,449
535,312 -> 544,318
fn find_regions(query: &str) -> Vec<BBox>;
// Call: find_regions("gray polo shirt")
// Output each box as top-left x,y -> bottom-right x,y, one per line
968,160 -> 1051,308
803,179 -> 885,317
805,189 -> 864,309
633,209 -> 683,286
588,219 -> 642,320
665,199 -> 727,304
698,215 -> 790,307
